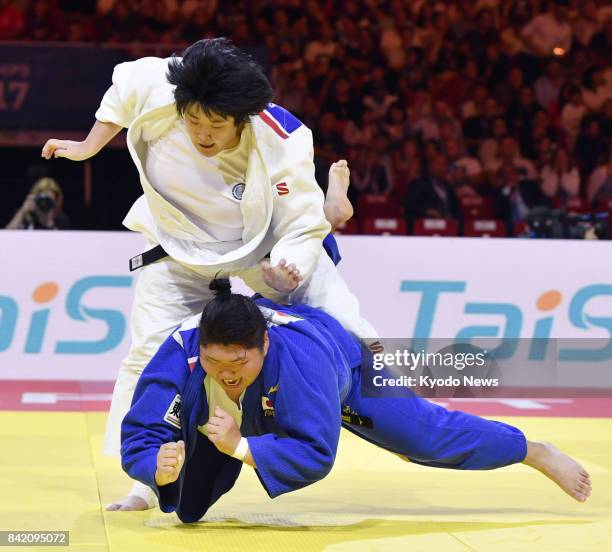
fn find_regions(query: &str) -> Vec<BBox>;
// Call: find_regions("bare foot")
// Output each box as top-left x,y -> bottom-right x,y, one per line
325,160 -> 354,230
523,441 -> 592,502
105,495 -> 151,511
261,258 -> 302,294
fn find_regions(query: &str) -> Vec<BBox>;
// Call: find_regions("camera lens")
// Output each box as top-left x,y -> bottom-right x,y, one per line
34,192 -> 55,214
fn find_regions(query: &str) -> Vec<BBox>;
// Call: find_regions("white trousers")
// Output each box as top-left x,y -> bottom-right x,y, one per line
104,251 -> 377,457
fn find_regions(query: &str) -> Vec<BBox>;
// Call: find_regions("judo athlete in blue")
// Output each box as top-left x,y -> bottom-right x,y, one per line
121,280 -> 592,523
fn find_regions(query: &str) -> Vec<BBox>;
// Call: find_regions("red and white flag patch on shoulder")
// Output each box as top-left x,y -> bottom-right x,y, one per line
163,394 -> 182,429
275,182 -> 289,196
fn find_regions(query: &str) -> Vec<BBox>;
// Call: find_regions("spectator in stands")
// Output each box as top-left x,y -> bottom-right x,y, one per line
586,149 -> 612,204
6,177 -> 70,230
482,42 -> 510,88
0,0 -> 24,39
342,107 -> 378,148
303,22 -> 337,65
589,17 -> 612,64
486,135 -> 538,181
540,145 -> 580,200
322,78 -> 361,126
362,80 -> 398,122
348,144 -> 394,196
494,65 -> 525,108
140,0 -> 174,44
180,0 -> 217,20
445,137 -> 484,196
414,100 -> 462,143
180,4 -> 220,43
463,97 -> 501,150
97,0 -> 141,42
379,19 -> 404,70
534,57 -> 565,110
313,111 -> 344,186
403,153 -> 460,231
382,103 -> 411,149
581,66 -> 612,112
506,85 -> 540,138
24,0 -> 63,41
601,98 -> 612,137
560,84 -> 587,148
523,108 -> 558,160
465,8 -> 499,57
392,139 -> 423,198
436,58 -> 479,111
490,161 -> 549,228
461,83 -> 488,119
571,0 -> 600,48
437,108 -> 464,142
278,70 -> 308,117
521,2 -> 572,57
423,138 -> 443,165
479,116 -> 509,168
574,115 -> 608,177
532,135 -> 555,172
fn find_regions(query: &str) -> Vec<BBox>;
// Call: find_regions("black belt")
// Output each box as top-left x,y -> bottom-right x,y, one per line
129,245 -> 169,271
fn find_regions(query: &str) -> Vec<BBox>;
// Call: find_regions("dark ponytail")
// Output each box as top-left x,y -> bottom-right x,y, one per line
199,278 -> 267,350
208,277 -> 232,299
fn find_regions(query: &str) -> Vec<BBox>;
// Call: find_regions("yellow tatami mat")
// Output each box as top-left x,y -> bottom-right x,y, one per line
1,412 -> 610,551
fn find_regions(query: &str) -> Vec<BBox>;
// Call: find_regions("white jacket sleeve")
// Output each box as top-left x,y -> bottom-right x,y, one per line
268,126 -> 331,284
95,57 -> 173,128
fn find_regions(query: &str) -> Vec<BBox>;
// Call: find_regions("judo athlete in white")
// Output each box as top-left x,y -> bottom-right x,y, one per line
121,279 -> 592,524
41,38 -> 373,510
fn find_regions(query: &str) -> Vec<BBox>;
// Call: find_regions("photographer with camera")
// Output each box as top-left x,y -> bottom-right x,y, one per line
5,177 -> 70,230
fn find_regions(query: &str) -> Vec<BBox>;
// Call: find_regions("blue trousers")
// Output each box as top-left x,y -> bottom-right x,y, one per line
341,364 -> 527,470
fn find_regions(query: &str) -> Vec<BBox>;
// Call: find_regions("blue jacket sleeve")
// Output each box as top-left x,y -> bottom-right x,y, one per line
246,334 -> 341,498
120,335 -> 189,510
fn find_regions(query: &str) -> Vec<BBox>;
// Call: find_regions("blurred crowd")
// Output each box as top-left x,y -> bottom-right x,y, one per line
1,0 -> 612,236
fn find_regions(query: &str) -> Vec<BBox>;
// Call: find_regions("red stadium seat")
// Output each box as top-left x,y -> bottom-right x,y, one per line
459,196 -> 493,219
362,217 -> 407,235
513,221 -> 530,237
334,218 -> 361,234
595,199 -> 612,213
357,194 -> 403,217
463,219 -> 507,237
412,218 -> 459,236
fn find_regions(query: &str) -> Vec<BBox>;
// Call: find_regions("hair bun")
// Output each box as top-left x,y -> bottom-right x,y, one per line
209,278 -> 232,299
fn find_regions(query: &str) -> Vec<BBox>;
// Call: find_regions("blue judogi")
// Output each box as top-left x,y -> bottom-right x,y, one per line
121,299 -> 526,523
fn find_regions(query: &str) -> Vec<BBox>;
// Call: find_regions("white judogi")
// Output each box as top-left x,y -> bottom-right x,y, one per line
96,57 -> 377,466
146,119 -> 248,242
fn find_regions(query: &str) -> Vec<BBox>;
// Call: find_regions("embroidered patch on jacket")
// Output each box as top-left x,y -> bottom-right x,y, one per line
261,396 -> 275,417
232,182 -> 245,200
163,394 -> 182,429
